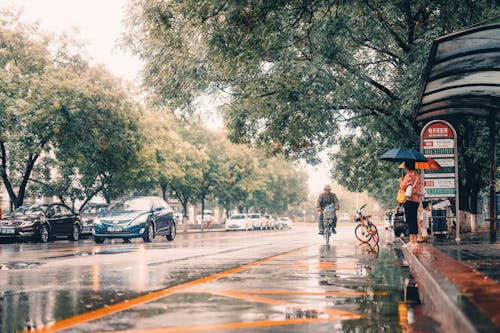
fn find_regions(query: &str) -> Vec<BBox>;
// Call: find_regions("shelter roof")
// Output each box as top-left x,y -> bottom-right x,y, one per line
415,22 -> 500,122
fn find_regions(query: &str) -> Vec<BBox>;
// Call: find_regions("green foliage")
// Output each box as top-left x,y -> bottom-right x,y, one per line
125,0 -> 498,210
0,9 -> 143,209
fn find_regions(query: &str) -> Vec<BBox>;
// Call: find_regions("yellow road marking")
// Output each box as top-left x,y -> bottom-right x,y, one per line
279,261 -> 358,271
192,289 -> 387,297
210,290 -> 363,320
96,318 -> 332,333
22,246 -> 311,333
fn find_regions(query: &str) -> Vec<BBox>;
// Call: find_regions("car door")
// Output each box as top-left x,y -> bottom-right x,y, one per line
155,198 -> 173,235
47,205 -> 66,236
59,205 -> 77,235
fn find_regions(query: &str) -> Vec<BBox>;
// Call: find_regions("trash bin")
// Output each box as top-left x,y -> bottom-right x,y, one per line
432,209 -> 447,236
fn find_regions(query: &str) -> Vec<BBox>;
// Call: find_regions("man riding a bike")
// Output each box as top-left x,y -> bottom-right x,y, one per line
316,185 -> 340,235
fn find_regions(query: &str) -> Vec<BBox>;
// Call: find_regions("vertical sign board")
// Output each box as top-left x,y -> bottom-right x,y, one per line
420,120 -> 459,239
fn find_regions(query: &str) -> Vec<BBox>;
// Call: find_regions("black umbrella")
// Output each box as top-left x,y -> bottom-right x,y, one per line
380,148 -> 427,162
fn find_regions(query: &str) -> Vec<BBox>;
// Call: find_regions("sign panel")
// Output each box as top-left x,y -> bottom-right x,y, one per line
422,122 -> 454,138
424,179 -> 456,197
421,121 -> 457,199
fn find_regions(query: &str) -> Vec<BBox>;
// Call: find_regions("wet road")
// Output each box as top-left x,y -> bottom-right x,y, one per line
0,225 -> 439,333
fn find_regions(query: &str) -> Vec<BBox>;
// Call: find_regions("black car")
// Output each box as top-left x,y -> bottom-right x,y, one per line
93,196 -> 176,243
0,203 -> 82,243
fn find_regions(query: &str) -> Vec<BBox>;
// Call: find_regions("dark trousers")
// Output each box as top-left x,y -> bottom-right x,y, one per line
404,200 -> 419,235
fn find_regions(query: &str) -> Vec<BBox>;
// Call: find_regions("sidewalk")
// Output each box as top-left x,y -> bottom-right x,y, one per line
401,230 -> 500,333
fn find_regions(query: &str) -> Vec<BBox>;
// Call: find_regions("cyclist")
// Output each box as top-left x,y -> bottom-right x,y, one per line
316,185 -> 340,235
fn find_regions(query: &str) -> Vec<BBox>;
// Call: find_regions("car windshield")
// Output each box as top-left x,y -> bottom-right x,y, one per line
230,215 -> 245,220
82,205 -> 107,214
12,205 -> 45,216
249,214 -> 260,218
107,198 -> 152,212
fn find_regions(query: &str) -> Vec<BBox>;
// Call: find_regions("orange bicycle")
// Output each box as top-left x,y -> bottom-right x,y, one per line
354,204 -> 379,243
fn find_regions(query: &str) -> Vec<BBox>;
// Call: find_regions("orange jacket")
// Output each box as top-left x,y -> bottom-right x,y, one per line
400,170 -> 421,203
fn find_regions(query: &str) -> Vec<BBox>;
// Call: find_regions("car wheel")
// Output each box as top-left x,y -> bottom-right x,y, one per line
123,238 -> 131,243
166,223 -> 176,241
94,237 -> 105,244
69,224 -> 80,241
39,224 -> 49,243
143,223 -> 154,242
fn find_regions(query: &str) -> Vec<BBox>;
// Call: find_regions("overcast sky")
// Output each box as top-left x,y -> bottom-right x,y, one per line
1,0 -> 142,80
1,0 -> 331,194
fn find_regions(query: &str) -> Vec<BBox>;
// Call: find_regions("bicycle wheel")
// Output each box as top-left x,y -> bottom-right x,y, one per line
325,227 -> 330,245
355,223 -> 371,243
369,223 -> 379,243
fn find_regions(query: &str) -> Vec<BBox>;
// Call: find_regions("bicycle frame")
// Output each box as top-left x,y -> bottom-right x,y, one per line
323,204 -> 336,245
354,204 -> 379,244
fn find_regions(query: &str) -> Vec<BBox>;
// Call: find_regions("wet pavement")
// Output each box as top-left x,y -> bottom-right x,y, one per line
401,230 -> 500,333
0,225 -> 440,332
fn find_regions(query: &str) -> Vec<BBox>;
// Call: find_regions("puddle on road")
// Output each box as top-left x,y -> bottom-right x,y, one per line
0,238 -> 444,333
0,262 -> 41,270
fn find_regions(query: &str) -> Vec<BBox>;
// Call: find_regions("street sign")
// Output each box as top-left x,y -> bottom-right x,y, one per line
421,121 -> 458,199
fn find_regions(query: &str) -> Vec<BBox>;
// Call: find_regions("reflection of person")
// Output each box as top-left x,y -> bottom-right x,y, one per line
400,161 -> 421,245
418,201 -> 430,242
316,185 -> 340,235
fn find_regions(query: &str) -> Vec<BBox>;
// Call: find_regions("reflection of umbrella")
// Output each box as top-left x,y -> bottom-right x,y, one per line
399,157 -> 441,170
380,148 -> 428,162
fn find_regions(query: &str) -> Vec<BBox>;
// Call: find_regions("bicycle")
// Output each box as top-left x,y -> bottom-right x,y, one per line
354,204 -> 379,244
322,204 -> 336,245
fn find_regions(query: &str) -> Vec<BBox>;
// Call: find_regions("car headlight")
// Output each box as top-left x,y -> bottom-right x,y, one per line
20,219 -> 35,226
93,217 -> 102,226
130,214 -> 149,227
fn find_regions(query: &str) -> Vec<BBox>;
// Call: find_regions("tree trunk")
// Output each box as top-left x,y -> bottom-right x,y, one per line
161,183 -> 167,201
201,193 -> 205,233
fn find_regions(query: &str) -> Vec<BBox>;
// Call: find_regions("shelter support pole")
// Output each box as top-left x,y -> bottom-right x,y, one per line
490,111 -> 497,243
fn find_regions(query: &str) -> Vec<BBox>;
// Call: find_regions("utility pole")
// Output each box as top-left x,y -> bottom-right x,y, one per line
489,111 -> 497,243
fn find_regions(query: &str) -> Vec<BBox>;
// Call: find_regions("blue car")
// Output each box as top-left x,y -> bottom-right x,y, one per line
93,196 -> 176,243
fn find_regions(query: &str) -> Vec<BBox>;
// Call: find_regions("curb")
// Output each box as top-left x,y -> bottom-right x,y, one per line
400,240 -> 478,333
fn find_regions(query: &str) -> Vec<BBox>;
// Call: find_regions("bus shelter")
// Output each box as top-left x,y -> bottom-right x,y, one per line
415,20 -> 500,242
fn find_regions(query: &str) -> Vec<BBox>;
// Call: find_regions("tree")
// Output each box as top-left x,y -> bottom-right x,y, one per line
246,153 -> 308,215
124,0 -> 498,212
214,141 -> 256,217
0,9 -> 143,209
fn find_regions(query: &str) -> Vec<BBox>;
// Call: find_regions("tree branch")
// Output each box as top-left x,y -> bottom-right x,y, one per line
200,3 -> 227,23
363,0 -> 410,53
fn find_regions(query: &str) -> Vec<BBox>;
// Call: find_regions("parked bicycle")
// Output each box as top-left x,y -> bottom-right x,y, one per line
322,203 -> 336,245
354,204 -> 379,244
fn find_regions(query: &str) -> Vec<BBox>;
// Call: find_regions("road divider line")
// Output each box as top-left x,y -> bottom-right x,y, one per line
191,289 -> 387,296
209,290 -> 364,320
95,318 -> 332,333
22,244 -> 314,333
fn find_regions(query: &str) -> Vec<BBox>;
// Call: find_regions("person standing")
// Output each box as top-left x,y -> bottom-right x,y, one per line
384,208 -> 393,230
316,185 -> 340,235
418,201 -> 431,242
400,161 -> 421,245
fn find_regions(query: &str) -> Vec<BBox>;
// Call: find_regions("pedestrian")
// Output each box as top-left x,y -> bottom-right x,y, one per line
316,185 -> 340,235
400,161 -> 421,246
384,208 -> 393,230
418,201 -> 431,242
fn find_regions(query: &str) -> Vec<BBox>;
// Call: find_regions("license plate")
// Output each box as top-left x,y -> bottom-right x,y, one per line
0,228 -> 15,234
107,226 -> 122,232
